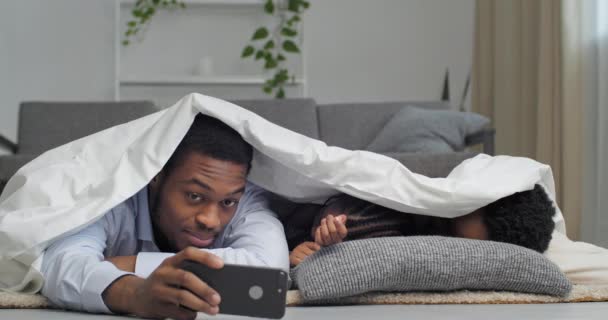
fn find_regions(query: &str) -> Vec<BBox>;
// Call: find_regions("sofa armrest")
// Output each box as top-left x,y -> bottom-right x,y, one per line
379,151 -> 480,178
0,135 -> 17,154
465,128 -> 495,155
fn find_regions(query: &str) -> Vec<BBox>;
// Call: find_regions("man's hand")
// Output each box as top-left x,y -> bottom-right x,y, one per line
102,247 -> 224,320
314,214 -> 347,247
289,241 -> 321,267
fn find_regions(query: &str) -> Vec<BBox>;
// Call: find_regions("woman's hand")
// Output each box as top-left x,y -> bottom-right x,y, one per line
289,241 -> 321,267
314,214 -> 347,247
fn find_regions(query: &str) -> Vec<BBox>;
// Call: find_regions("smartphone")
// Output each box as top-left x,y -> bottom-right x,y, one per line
180,261 -> 289,319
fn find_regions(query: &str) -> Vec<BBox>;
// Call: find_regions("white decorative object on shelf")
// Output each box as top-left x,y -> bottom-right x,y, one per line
196,57 -> 214,76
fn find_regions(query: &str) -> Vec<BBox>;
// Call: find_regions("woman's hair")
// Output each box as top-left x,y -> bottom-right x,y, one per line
482,184 -> 556,252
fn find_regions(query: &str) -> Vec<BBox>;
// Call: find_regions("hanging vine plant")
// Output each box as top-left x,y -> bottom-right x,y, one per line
122,0 -> 187,46
122,0 -> 309,99
241,0 -> 310,98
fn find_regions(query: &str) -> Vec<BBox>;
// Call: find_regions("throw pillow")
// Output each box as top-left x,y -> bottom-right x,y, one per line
292,236 -> 572,301
365,106 -> 490,153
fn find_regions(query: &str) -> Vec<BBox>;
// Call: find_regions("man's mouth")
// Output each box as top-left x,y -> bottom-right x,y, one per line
184,230 -> 215,248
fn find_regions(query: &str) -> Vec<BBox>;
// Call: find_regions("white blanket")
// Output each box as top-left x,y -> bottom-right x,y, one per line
0,93 -> 606,293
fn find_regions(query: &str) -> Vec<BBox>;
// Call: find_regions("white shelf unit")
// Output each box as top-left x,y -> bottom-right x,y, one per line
120,0 -> 265,6
113,0 -> 308,101
120,75 -> 304,86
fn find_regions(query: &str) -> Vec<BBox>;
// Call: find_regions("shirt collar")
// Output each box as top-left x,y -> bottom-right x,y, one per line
135,186 -> 154,242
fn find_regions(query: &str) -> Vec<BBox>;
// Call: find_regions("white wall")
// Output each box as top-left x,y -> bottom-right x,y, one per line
0,0 -> 474,144
0,0 -> 115,145
305,0 -> 474,105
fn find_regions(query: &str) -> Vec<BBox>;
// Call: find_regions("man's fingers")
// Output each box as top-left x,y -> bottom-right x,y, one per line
165,247 -> 224,269
162,303 -> 198,320
158,303 -> 204,320
159,269 -> 221,307
173,288 -> 219,316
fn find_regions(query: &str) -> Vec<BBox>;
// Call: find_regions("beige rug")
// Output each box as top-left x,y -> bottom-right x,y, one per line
2,285 -> 608,309
285,285 -> 608,306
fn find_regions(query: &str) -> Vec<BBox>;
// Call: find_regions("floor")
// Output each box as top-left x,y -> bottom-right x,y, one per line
2,303 -> 608,320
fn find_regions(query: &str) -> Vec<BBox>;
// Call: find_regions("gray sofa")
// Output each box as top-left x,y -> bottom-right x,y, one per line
0,99 -> 494,193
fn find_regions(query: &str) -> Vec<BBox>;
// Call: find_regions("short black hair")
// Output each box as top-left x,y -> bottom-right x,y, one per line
163,113 -> 253,176
483,184 -> 555,252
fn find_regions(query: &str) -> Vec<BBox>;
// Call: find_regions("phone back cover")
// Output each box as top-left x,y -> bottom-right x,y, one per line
181,261 -> 288,319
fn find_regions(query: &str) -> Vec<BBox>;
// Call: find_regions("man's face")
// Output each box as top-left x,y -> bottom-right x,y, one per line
150,152 -> 248,252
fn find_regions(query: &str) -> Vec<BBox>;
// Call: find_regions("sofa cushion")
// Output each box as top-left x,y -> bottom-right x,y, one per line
231,98 -> 319,139
380,151 -> 479,178
366,106 -> 490,153
317,101 -> 450,150
292,236 -> 572,301
18,101 -> 158,155
0,155 -> 37,182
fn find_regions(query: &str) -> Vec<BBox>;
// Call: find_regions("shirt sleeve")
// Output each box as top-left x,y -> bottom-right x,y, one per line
40,212 -> 134,313
135,184 -> 290,278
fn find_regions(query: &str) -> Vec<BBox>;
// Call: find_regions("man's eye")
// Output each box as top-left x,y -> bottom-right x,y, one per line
187,193 -> 202,202
222,199 -> 238,208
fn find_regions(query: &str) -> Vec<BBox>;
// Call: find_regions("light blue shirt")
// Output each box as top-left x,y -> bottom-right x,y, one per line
40,182 -> 289,313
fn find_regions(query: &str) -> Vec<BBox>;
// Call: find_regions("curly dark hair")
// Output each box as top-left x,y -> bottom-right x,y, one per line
482,184 -> 556,252
163,113 -> 253,176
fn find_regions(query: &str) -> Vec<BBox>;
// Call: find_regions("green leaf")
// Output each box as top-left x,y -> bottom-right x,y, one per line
132,9 -> 142,17
287,0 -> 300,12
127,21 -> 137,28
241,45 -> 255,58
255,50 -> 265,60
263,86 -> 273,94
276,87 -> 285,98
122,40 -> 130,46
252,27 -> 269,40
153,0 -> 160,4
281,27 -> 297,37
276,69 -> 289,82
282,40 -> 300,53
180,2 -> 186,8
264,0 -> 274,14
277,54 -> 286,61
265,59 -> 278,69
263,40 -> 275,50
302,1 -> 310,9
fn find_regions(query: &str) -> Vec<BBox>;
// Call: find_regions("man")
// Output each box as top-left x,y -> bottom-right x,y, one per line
40,114 -> 289,320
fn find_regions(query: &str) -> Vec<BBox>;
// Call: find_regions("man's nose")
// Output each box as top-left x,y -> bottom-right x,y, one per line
195,205 -> 221,231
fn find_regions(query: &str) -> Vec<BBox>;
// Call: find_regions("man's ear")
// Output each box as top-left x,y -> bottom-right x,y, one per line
149,171 -> 165,189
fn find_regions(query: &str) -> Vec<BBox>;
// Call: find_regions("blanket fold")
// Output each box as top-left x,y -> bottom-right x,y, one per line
0,93 -> 606,294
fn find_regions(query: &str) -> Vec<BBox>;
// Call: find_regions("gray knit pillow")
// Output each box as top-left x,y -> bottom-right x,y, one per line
292,236 -> 571,301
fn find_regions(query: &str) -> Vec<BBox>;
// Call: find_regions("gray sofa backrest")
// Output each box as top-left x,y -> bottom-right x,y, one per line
18,101 -> 158,154
231,98 -> 319,139
316,101 -> 450,150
